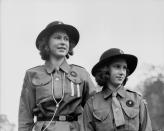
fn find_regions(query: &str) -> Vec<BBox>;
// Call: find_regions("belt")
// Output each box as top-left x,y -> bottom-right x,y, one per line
37,115 -> 78,121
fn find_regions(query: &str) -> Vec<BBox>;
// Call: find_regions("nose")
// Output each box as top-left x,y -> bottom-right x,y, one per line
59,39 -> 67,46
120,68 -> 126,75
60,41 -> 66,45
60,38 -> 65,43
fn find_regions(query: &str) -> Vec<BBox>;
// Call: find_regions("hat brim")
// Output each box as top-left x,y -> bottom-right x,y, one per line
92,54 -> 138,76
36,24 -> 79,49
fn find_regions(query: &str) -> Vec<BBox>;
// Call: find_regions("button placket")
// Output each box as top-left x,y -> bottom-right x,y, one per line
53,71 -> 62,98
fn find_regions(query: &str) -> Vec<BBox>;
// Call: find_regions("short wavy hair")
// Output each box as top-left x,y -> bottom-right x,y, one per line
37,32 -> 74,61
94,64 -> 129,87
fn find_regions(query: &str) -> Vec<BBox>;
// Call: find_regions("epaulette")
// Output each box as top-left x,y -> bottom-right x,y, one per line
27,65 -> 43,71
126,88 -> 142,96
70,64 -> 85,69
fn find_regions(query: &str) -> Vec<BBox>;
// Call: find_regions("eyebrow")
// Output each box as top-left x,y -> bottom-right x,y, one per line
112,62 -> 127,66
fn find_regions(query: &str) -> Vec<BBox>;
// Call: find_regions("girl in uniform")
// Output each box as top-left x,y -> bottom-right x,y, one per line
83,48 -> 152,131
18,21 -> 95,131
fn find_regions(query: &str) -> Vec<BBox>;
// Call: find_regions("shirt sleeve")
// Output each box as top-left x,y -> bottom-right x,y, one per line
83,98 -> 95,131
81,70 -> 96,107
139,99 -> 152,131
18,71 -> 35,131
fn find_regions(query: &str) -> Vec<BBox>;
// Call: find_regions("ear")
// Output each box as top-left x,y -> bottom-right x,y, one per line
69,40 -> 76,49
125,68 -> 129,76
122,77 -> 128,86
66,50 -> 74,59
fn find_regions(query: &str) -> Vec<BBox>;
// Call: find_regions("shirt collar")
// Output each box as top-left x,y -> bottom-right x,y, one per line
103,87 -> 112,99
45,59 -> 70,74
103,85 -> 126,99
117,86 -> 126,98
60,60 -> 70,74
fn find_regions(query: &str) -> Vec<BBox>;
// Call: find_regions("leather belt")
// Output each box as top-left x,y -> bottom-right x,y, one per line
37,115 -> 78,121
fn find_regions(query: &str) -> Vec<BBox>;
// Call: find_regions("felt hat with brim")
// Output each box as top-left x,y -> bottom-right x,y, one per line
36,21 -> 80,49
92,48 -> 138,76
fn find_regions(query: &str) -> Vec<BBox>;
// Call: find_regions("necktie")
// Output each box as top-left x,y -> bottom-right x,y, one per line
53,70 -> 63,98
112,92 -> 125,127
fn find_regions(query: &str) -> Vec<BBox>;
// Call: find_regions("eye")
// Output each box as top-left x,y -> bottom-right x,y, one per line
64,36 -> 69,41
123,65 -> 127,70
53,35 -> 61,40
114,64 -> 120,69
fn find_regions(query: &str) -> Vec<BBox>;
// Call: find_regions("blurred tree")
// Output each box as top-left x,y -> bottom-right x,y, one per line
143,74 -> 164,130
0,114 -> 15,131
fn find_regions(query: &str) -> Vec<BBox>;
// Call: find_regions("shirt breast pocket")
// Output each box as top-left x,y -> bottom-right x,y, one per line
121,101 -> 139,119
93,109 -> 110,121
32,76 -> 51,102
121,100 -> 140,130
92,109 -> 112,130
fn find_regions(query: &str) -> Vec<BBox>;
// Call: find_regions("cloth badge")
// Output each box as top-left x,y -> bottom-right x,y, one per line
126,100 -> 134,107
70,71 -> 77,77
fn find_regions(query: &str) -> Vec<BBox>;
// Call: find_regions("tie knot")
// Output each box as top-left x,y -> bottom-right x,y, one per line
112,92 -> 117,97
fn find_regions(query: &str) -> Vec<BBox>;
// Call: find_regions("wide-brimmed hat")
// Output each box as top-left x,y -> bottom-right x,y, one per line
36,21 -> 80,49
92,48 -> 138,76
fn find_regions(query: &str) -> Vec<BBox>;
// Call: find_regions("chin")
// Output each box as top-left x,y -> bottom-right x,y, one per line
56,52 -> 67,57
58,52 -> 68,56
114,82 -> 122,87
58,55 -> 66,58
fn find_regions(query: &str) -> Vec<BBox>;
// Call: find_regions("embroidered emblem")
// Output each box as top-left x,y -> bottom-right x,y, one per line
57,21 -> 63,24
119,50 -> 124,54
70,71 -> 77,77
126,100 -> 134,107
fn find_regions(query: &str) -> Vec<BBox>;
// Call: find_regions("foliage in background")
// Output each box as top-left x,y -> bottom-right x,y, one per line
0,114 -> 15,131
135,65 -> 164,130
143,74 -> 164,130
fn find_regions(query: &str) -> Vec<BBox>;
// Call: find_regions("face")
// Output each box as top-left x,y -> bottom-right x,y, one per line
48,30 -> 69,59
108,59 -> 127,87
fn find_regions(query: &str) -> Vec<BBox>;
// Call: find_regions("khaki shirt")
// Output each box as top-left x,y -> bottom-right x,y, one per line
18,60 -> 96,131
83,86 -> 152,131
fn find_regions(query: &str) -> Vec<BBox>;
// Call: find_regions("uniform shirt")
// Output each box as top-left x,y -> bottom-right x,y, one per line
18,60 -> 96,131
83,86 -> 152,131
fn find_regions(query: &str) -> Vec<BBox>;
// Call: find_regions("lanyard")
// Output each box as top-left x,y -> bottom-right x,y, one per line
51,72 -> 65,107
42,72 -> 65,131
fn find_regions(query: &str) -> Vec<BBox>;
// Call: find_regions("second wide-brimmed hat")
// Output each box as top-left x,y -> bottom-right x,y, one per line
36,21 -> 80,49
92,48 -> 138,76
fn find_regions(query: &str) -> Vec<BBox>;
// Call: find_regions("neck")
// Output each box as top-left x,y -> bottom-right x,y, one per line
49,56 -> 65,70
107,82 -> 121,92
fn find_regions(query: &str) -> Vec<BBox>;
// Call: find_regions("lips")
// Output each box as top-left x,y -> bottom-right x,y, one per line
116,76 -> 124,80
57,47 -> 66,50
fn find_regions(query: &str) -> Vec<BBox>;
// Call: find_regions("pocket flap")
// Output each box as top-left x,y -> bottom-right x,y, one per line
32,75 -> 51,86
93,110 -> 110,121
121,101 -> 139,118
123,107 -> 139,118
66,74 -> 82,84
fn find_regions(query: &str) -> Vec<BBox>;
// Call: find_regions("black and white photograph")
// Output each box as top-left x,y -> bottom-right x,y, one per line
0,0 -> 164,131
